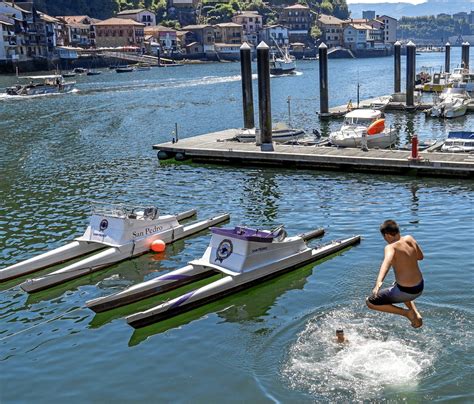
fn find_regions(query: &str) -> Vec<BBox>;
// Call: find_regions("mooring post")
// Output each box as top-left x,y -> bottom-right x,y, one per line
240,42 -> 255,129
257,41 -> 273,151
461,42 -> 470,70
394,41 -> 401,93
157,48 -> 161,66
318,42 -> 329,115
444,42 -> 450,73
406,41 -> 416,110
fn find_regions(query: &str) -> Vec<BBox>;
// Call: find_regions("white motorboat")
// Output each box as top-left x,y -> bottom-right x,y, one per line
5,75 -> 75,96
0,202 -> 229,292
270,45 -> 296,75
87,226 -> 325,312
235,122 -> 306,143
329,109 -> 397,149
441,131 -> 474,153
124,226 -> 360,328
431,88 -> 471,118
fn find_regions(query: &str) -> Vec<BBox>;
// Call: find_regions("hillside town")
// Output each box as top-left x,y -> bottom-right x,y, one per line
0,0 -> 472,72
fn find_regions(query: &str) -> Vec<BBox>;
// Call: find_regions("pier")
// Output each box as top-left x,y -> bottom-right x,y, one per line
153,129 -> 474,179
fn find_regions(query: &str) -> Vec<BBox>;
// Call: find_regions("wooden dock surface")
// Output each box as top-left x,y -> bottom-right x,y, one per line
153,129 -> 474,179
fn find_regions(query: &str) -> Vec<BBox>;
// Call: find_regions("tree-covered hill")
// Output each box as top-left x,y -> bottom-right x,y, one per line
33,0 -> 349,21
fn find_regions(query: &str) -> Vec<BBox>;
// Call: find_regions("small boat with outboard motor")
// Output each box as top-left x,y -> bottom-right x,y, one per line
329,109 -> 397,148
0,202 -> 229,292
5,75 -> 75,96
118,225 -> 360,328
116,66 -> 134,73
234,122 -> 306,143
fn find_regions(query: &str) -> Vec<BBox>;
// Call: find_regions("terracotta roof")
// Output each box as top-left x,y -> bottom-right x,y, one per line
214,22 -> 242,28
144,25 -> 177,33
284,4 -> 309,9
182,24 -> 212,30
233,12 -> 261,18
59,16 -> 91,24
318,14 -> 343,25
117,9 -> 147,15
94,18 -> 145,26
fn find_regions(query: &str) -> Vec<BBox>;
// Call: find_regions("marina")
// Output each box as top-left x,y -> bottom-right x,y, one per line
0,46 -> 473,403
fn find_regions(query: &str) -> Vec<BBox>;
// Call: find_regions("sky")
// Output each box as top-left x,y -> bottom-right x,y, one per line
346,0 -> 427,4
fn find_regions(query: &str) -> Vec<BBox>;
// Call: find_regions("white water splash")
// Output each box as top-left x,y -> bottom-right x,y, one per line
282,309 -> 436,399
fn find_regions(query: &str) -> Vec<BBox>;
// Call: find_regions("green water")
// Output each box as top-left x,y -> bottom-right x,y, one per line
0,49 -> 473,402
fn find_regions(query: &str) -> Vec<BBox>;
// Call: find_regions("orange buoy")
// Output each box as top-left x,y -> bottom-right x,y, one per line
367,118 -> 385,135
150,239 -> 166,253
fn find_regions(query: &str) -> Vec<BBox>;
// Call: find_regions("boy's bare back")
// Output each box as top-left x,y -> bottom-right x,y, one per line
389,235 -> 423,286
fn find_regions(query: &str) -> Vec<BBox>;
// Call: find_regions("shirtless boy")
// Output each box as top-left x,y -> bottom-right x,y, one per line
366,220 -> 424,328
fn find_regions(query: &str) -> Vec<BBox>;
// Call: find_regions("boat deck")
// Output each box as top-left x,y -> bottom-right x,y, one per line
153,129 -> 474,179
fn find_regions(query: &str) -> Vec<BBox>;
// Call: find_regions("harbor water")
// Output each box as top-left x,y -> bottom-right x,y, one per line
1,49 -> 473,402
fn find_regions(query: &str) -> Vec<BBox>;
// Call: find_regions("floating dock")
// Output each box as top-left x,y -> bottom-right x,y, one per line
153,129 -> 474,179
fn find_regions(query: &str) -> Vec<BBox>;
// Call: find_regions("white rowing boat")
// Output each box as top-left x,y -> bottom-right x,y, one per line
0,202 -> 229,292
122,226 -> 360,328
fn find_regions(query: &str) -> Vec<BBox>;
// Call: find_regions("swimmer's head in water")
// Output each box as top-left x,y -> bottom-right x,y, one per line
380,220 -> 400,236
336,328 -> 345,342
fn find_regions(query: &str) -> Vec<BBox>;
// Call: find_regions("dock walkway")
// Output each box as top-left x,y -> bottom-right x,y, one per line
153,129 -> 474,179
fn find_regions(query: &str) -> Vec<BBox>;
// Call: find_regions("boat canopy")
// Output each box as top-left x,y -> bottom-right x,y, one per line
19,75 -> 63,80
447,131 -> 474,139
345,109 -> 382,119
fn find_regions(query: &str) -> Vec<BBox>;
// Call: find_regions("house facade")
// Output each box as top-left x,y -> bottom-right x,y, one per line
58,16 -> 98,47
278,4 -> 312,44
144,25 -> 178,51
316,14 -> 344,48
260,25 -> 289,47
232,11 -> 262,46
214,22 -> 242,45
94,18 -> 145,48
182,24 -> 215,52
116,9 -> 156,27
376,15 -> 397,43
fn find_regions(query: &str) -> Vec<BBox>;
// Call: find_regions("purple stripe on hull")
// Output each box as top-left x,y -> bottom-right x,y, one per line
170,290 -> 197,308
159,274 -> 191,281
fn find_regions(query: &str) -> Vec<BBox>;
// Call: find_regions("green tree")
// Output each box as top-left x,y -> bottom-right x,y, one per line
310,25 -> 321,39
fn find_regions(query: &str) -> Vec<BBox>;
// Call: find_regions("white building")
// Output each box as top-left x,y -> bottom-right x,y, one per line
376,15 -> 397,44
260,25 -> 289,47
117,9 -> 156,27
0,17 -> 16,61
343,23 -> 373,50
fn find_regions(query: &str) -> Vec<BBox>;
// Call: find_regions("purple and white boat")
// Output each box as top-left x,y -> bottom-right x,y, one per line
101,226 -> 361,328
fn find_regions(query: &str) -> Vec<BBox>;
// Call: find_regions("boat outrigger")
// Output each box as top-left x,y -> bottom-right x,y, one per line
0,202 -> 229,292
100,225 -> 361,328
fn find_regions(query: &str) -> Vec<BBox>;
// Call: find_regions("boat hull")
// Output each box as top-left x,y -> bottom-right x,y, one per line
330,129 -> 397,149
19,213 -> 230,293
127,235 -> 361,328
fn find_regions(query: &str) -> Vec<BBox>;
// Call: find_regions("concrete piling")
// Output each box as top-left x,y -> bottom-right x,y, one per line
444,42 -> 450,73
461,42 -> 470,70
406,41 -> 416,109
394,41 -> 401,93
318,42 -> 329,115
240,42 -> 255,129
257,41 -> 273,151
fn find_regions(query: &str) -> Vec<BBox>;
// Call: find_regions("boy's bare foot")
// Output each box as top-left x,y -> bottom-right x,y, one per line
407,310 -> 423,328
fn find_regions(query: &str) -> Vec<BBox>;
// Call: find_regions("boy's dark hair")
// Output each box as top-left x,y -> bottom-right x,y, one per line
380,220 -> 400,236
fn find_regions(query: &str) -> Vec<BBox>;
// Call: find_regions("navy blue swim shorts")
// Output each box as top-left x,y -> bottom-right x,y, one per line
368,280 -> 424,306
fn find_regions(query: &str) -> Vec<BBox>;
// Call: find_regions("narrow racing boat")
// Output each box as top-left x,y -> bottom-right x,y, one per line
124,226 -> 360,328
0,202 -> 229,291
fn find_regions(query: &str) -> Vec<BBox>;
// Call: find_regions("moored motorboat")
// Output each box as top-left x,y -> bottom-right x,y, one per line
86,227 -> 325,313
87,69 -> 102,76
5,75 -> 75,96
134,63 -> 151,71
0,202 -> 229,291
329,109 -> 397,149
441,131 -> 474,153
73,67 -> 88,74
235,122 -> 306,143
430,88 -> 470,118
116,66 -> 134,73
125,226 -> 360,328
